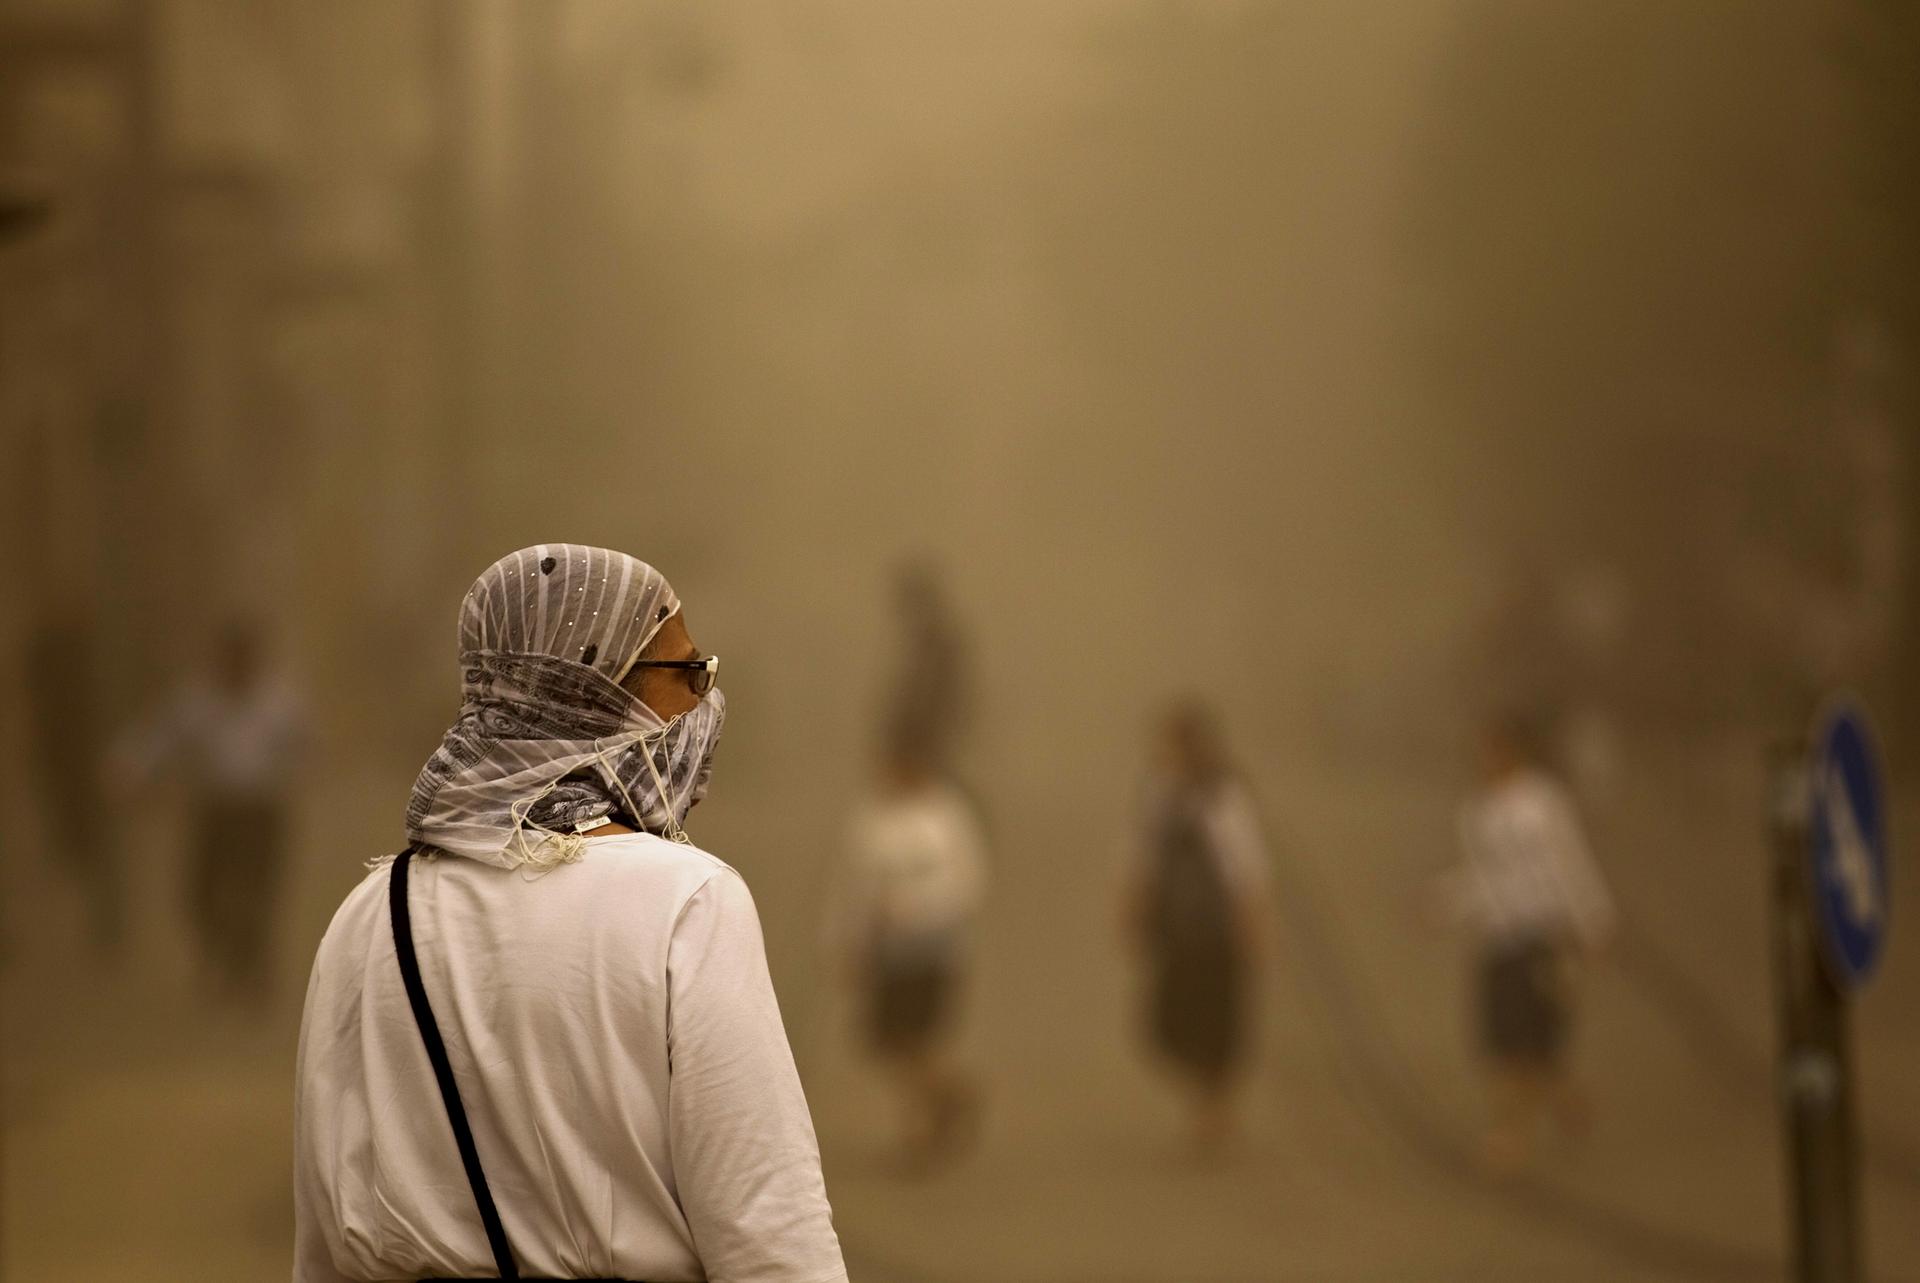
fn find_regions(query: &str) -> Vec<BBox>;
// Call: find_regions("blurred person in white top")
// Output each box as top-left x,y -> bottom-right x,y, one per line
829,730 -> 987,1167
114,621 -> 307,1006
293,545 -> 845,1283
1428,713 -> 1614,1176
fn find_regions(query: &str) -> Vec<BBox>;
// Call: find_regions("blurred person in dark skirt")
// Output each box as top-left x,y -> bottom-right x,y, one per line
116,621 -> 306,1006
830,727 -> 988,1167
1121,702 -> 1270,1153
1428,714 -> 1614,1175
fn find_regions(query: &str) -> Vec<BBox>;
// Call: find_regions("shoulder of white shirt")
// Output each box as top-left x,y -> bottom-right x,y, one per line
583,829 -> 742,882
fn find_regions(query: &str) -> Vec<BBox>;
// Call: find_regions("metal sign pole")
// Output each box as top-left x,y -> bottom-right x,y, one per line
1768,740 -> 1862,1283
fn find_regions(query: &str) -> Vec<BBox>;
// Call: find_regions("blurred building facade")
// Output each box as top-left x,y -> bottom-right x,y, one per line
2,0 -> 1915,777
1,0 -> 503,755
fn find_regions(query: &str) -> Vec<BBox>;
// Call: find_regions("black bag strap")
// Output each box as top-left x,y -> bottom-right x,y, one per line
390,846 -> 521,1281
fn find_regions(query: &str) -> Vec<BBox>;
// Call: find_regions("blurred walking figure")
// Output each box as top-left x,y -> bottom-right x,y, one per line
830,728 -> 988,1167
1429,714 -> 1614,1176
116,621 -> 306,1005
1122,702 -> 1270,1153
886,558 -> 970,778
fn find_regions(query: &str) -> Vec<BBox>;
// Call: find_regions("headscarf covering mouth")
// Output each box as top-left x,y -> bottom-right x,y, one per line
405,544 -> 690,870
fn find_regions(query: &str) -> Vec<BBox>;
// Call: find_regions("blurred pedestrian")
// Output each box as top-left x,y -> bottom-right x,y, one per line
1121,701 -> 1270,1153
829,728 -> 988,1167
294,545 -> 845,1283
1428,713 -> 1614,1175
886,558 -> 969,778
115,621 -> 306,1005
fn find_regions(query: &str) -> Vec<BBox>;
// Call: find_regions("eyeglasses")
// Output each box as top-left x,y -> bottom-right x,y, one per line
626,654 -> 719,696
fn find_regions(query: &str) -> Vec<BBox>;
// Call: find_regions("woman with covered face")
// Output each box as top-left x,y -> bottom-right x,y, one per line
1122,702 -> 1272,1153
293,545 -> 845,1283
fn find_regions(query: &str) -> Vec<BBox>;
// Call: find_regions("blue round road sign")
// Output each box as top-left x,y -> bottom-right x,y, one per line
1807,700 -> 1890,989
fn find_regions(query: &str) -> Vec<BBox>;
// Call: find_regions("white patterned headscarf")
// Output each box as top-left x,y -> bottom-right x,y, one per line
405,544 -> 725,870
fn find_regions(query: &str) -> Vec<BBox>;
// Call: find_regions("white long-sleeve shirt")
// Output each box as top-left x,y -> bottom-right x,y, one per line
293,834 -> 847,1283
1442,768 -> 1615,950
